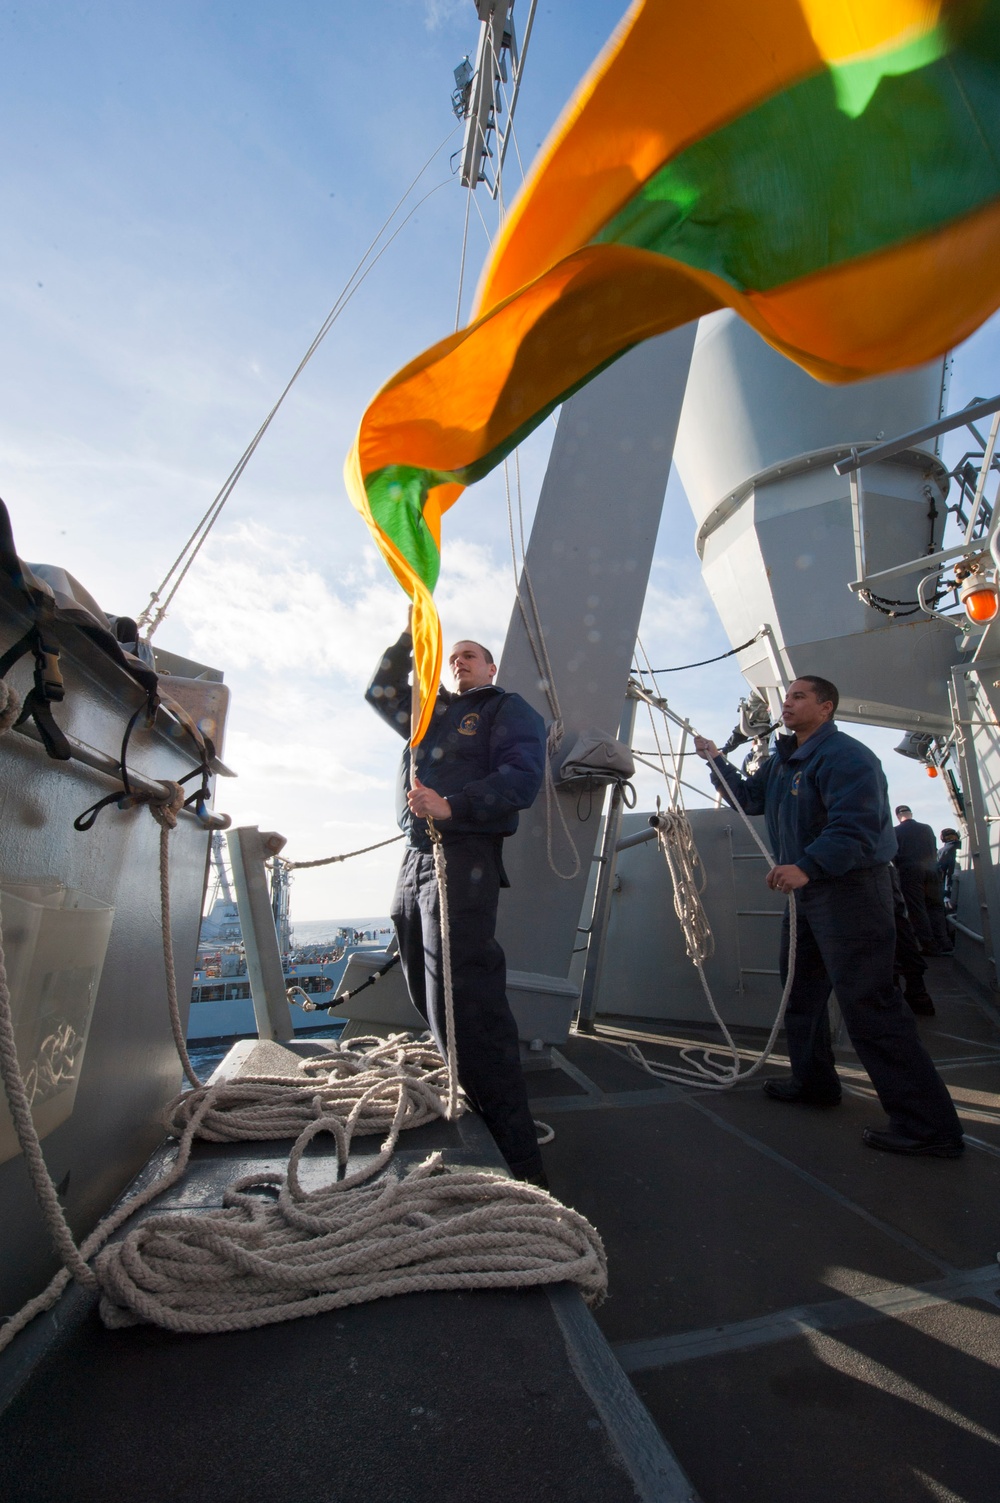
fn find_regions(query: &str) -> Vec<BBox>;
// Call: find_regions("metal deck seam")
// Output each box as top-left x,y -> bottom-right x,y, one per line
613,1264 -> 1000,1373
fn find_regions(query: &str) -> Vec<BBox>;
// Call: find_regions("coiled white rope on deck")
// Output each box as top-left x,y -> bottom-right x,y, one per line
94,1156 -> 605,1334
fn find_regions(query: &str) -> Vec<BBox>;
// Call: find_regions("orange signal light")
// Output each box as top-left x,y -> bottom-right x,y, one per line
927,766 -> 939,778
963,586 -> 999,624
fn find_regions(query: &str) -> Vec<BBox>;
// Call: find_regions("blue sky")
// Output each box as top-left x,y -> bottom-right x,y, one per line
2,1 -> 997,920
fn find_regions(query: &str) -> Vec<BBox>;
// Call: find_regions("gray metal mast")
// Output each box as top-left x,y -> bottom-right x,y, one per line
453,1 -> 537,194
211,831 -> 233,906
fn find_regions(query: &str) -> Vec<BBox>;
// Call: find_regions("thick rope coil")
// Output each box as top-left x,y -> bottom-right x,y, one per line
0,1063 -> 229,1353
0,785 -> 200,1350
166,1035 -> 457,1148
93,1154 -> 607,1334
0,679 -> 21,737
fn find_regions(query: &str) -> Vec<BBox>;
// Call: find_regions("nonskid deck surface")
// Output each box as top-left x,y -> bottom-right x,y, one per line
0,1043 -> 685,1503
531,956 -> 1000,1503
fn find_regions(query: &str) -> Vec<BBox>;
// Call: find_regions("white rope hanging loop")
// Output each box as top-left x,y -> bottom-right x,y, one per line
591,672 -> 798,1092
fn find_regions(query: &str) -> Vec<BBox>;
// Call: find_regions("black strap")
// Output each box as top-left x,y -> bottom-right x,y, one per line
0,626 -> 35,681
74,789 -> 128,832
2,624 -> 72,761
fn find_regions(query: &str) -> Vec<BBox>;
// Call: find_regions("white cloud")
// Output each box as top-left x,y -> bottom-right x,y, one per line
420,0 -> 468,31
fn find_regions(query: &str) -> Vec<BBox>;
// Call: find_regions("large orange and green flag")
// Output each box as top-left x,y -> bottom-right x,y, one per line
346,0 -> 1000,744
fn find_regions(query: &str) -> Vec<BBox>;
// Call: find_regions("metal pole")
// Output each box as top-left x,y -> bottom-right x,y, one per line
848,461 -> 867,586
834,392 -> 1000,475
948,668 -> 1000,995
227,825 -> 294,1041
576,696 -> 638,1033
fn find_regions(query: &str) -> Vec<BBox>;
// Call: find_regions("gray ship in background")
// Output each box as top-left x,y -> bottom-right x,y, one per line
187,832 -> 391,1041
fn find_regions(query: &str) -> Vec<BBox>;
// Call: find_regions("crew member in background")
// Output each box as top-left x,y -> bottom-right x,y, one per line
894,805 -> 951,954
366,626 -> 548,1184
694,675 -> 963,1158
938,827 -> 962,912
890,865 -> 936,1017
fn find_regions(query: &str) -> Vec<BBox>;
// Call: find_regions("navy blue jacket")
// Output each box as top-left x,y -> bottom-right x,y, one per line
366,632 -> 546,852
894,817 -> 937,871
709,721 -> 897,879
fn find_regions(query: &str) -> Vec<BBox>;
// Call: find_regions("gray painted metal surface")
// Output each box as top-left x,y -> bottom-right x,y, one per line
0,580 -> 222,1314
595,807 -> 786,1028
496,327 -> 697,1005
948,638 -> 1000,999
675,311 -> 959,730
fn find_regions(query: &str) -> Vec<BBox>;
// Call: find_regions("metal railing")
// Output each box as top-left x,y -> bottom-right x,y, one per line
838,393 -> 1000,604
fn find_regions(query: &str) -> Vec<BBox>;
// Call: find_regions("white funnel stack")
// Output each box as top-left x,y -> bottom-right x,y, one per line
675,311 -> 959,731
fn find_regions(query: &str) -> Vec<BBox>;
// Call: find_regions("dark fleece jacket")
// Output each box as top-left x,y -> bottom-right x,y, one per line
709,720 -> 898,879
366,632 -> 546,853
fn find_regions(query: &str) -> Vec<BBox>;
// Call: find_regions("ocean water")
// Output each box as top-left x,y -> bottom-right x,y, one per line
292,917 -> 393,947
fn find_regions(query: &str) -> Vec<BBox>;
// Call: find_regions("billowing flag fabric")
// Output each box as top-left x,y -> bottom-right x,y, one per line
346,0 -> 1000,744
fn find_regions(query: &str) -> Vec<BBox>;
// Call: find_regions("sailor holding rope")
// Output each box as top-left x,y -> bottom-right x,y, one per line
367,628 -> 548,1183
695,676 -> 964,1159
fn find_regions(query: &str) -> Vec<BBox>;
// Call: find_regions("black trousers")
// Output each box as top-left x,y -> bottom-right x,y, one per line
896,862 -> 934,950
889,863 -> 926,987
923,870 -> 953,952
390,836 -> 542,1177
780,865 -> 961,1140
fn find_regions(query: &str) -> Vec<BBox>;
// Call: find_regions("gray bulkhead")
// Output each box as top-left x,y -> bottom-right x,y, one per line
0,578 -> 227,1314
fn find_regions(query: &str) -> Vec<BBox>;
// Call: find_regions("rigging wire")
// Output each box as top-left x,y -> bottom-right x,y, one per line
137,125 -> 460,640
471,188 -> 496,249
632,630 -> 765,675
502,452 -> 580,879
454,181 -> 476,332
